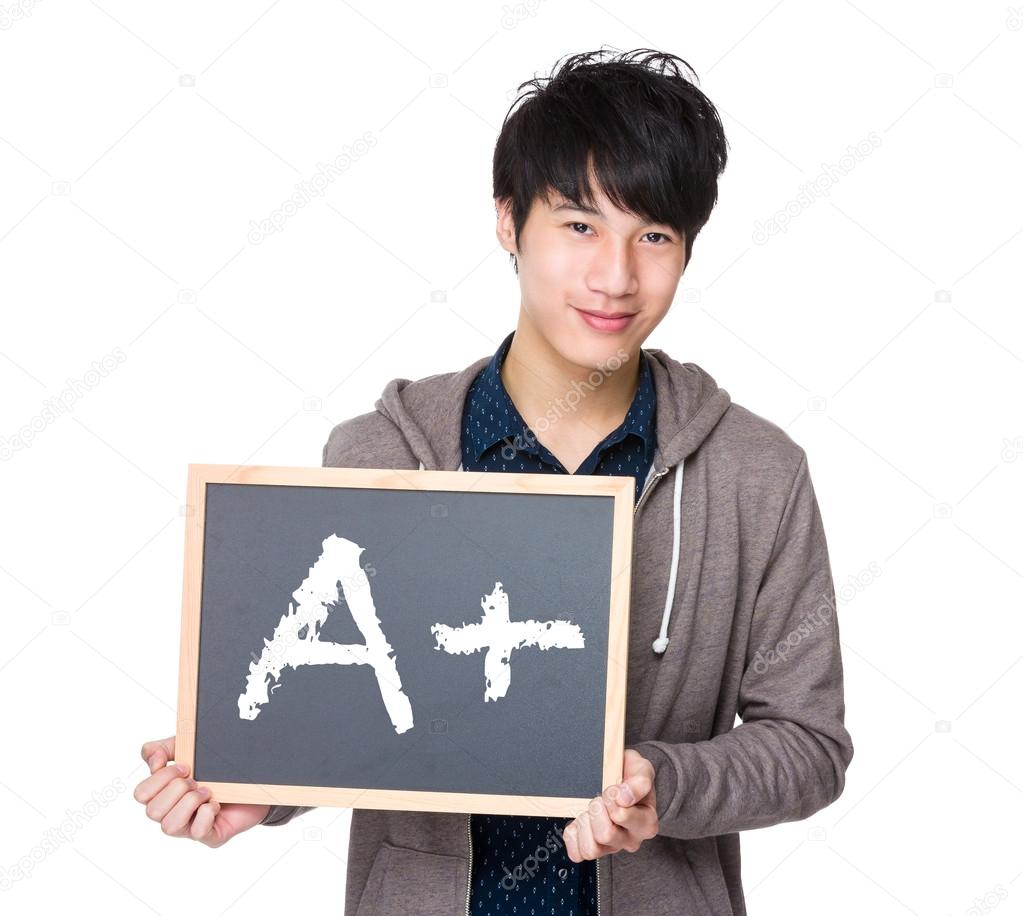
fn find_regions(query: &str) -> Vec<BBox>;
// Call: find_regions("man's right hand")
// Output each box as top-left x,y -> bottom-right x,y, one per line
134,736 -> 270,848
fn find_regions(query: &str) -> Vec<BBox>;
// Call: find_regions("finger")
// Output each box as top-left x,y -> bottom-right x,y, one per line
140,736 -> 176,774
605,778 -> 659,841
586,793 -> 629,853
620,750 -> 655,805
191,799 -> 223,846
605,795 -> 658,841
133,763 -> 189,806
572,808 -> 608,861
161,782 -> 210,838
563,818 -> 581,863
140,736 -> 175,771
615,774 -> 652,807
571,798 -> 622,860
605,794 -> 650,829
144,774 -> 196,823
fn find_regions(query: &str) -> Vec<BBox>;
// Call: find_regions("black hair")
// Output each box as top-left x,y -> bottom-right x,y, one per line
493,47 -> 729,274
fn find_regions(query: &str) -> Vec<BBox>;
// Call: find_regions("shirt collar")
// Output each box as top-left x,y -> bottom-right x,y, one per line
466,330 -> 656,463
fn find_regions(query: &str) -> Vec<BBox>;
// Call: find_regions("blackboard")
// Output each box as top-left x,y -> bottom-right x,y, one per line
176,464 -> 633,817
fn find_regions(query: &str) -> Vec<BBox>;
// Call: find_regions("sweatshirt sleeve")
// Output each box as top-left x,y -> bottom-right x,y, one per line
260,804 -> 314,827
630,450 -> 854,840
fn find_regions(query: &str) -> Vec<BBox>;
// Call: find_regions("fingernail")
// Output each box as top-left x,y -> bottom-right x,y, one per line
176,764 -> 188,776
197,785 -> 210,796
619,783 -> 635,805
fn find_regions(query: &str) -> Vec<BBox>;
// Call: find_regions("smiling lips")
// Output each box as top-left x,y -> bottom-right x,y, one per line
573,306 -> 637,333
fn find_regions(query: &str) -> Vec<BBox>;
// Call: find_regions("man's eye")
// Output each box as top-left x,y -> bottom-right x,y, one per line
566,223 -> 671,244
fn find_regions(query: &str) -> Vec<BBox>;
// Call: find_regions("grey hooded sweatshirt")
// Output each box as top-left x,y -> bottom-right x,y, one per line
261,344 -> 854,916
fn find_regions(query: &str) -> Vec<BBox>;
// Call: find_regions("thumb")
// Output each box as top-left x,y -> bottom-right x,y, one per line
616,750 -> 654,806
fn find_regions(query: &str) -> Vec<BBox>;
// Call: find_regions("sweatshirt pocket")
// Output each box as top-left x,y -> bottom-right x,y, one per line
355,841 -> 466,916
680,838 -> 735,916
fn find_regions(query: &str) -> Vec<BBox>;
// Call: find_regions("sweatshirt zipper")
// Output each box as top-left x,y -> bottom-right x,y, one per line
596,856 -> 602,916
465,814 -> 473,916
634,466 -> 668,517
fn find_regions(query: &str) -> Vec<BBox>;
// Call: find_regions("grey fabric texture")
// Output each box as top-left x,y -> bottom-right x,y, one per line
259,346 -> 854,916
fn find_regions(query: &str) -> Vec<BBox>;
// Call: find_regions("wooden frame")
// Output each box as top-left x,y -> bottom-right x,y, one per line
176,463 -> 634,818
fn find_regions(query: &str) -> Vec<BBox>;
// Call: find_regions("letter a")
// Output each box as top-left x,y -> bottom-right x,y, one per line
238,534 -> 414,734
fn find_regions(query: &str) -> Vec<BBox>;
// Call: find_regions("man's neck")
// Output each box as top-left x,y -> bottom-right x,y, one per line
499,315 -> 642,462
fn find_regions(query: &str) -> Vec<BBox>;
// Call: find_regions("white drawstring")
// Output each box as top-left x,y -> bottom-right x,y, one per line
652,458 -> 685,654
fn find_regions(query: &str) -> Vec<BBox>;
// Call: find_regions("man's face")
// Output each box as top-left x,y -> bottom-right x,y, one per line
496,182 -> 687,370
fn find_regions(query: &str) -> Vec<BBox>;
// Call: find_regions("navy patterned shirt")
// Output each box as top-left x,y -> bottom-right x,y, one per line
461,329 -> 656,916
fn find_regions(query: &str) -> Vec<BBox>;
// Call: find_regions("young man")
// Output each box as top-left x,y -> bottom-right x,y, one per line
137,49 -> 852,915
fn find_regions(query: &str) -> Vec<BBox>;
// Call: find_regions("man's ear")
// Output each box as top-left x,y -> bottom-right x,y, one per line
494,197 -> 517,255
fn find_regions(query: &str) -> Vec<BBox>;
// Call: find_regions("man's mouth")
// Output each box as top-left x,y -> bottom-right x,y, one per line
572,306 -> 638,333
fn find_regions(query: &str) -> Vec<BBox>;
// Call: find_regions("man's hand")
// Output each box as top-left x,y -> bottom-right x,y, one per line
134,736 -> 270,848
563,749 -> 659,862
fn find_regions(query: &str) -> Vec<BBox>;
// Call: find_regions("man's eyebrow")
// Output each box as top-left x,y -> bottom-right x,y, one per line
551,201 -> 604,217
550,200 -> 672,231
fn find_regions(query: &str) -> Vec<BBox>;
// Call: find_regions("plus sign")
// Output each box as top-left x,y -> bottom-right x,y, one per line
430,581 -> 585,702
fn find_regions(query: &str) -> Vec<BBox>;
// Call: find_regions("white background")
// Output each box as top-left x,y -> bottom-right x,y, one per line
2,1 -> 1021,914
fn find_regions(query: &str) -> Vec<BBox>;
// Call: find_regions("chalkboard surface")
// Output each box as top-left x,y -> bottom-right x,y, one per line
176,464 -> 633,817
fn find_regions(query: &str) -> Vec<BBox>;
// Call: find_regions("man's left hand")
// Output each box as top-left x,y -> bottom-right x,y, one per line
563,749 -> 659,862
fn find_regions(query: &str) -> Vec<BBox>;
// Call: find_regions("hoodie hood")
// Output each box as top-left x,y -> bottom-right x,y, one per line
374,344 -> 731,475
374,342 -> 732,654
